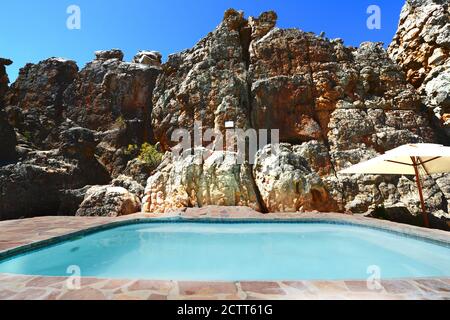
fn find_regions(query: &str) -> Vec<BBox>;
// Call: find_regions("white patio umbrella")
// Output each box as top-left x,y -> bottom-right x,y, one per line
339,144 -> 450,228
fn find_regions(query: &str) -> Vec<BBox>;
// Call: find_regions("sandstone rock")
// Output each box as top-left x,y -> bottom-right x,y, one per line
0,58 -> 16,163
250,31 -> 422,144
368,204 -> 450,231
123,158 -> 158,186
94,120 -> 145,177
294,140 -> 334,176
4,58 -> 78,149
389,0 -> 450,140
0,149 -> 110,220
145,9 -> 448,228
76,185 -> 141,217
94,49 -> 124,61
59,127 -> 97,159
142,148 -> 261,213
62,50 -> 161,177
64,51 -> 160,133
248,11 -> 278,41
325,172 -> 449,222
151,9 -> 252,150
58,186 -> 92,216
0,58 -> 12,101
112,174 -> 145,198
253,144 -> 337,212
133,51 -> 162,66
0,112 -> 17,163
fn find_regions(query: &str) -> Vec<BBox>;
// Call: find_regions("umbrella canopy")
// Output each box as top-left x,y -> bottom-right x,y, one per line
339,143 -> 450,228
340,144 -> 450,176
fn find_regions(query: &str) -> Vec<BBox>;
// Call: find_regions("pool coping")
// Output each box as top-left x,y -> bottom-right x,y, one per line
0,209 -> 449,300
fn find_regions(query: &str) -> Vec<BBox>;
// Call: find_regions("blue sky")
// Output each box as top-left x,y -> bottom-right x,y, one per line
0,0 -> 405,82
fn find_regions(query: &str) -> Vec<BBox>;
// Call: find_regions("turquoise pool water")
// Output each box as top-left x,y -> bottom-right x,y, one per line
0,222 -> 449,281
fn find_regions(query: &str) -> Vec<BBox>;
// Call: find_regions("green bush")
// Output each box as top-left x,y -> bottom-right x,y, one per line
125,144 -> 139,156
138,143 -> 163,167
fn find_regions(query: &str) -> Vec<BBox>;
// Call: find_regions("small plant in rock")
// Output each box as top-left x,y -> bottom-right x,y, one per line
125,144 -> 139,157
138,143 -> 163,168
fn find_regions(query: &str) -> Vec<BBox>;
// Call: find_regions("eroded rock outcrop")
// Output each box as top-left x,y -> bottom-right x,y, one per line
254,144 -> 337,212
64,50 -> 160,133
0,58 -> 17,163
63,49 -> 161,176
389,0 -> 450,140
0,58 -> 12,100
142,148 -> 261,213
143,9 -> 443,223
152,9 -> 252,150
4,58 -> 78,149
0,50 -> 161,220
0,147 -> 110,220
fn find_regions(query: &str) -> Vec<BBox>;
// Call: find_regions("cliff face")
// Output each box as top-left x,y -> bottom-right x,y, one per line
0,58 -> 17,163
0,5 -> 449,229
142,9 -> 448,229
389,0 -> 450,140
0,50 -> 160,220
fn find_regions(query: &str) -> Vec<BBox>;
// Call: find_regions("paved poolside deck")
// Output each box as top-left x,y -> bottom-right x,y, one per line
0,207 -> 449,300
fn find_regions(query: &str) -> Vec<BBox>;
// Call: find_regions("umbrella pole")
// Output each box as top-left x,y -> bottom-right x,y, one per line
411,157 -> 430,228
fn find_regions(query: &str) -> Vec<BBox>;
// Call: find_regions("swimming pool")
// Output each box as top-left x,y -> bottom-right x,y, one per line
0,222 -> 449,281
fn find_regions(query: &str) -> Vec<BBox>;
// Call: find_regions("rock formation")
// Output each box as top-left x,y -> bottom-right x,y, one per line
4,58 -> 78,149
143,9 -> 448,230
76,185 -> 141,217
0,5 -> 449,229
63,49 -> 161,177
151,9 -> 252,151
142,148 -> 261,213
0,50 -> 162,219
0,58 -> 17,163
389,0 -> 450,141
254,144 -> 337,212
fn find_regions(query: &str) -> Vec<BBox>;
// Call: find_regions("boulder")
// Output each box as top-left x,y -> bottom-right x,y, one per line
123,158 -> 158,186
253,144 -> 337,212
112,174 -> 145,198
76,185 -> 141,217
142,148 -> 261,213
133,51 -> 162,66
58,186 -> 92,216
94,49 -> 124,61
